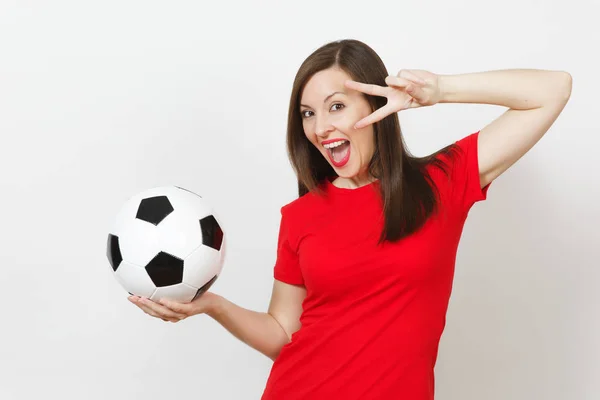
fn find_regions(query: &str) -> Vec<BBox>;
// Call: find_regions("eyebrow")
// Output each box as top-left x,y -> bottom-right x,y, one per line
300,91 -> 345,109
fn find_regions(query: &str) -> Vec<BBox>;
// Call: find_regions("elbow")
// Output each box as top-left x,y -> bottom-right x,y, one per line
557,71 -> 573,102
268,345 -> 284,362
266,334 -> 291,362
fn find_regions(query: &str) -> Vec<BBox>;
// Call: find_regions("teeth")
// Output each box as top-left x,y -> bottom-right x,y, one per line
323,140 -> 348,149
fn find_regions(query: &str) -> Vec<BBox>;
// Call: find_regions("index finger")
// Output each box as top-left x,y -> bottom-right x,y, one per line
136,297 -> 188,320
344,80 -> 388,97
354,103 -> 397,129
159,298 -> 193,314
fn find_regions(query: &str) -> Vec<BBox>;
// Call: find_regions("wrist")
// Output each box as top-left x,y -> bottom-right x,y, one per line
206,292 -> 224,318
438,74 -> 456,103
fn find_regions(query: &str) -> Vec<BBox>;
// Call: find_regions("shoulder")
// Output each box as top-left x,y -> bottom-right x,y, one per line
435,131 -> 479,164
278,180 -> 329,237
281,181 -> 327,217
425,131 -> 489,212
425,131 -> 480,176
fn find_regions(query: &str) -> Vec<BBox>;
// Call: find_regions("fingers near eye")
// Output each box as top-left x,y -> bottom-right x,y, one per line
407,73 -> 427,85
345,80 -> 387,97
385,76 -> 411,88
399,70 -> 427,85
355,104 -> 395,129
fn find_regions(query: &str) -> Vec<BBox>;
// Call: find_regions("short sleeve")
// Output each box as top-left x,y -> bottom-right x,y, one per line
449,131 -> 491,212
273,206 -> 304,285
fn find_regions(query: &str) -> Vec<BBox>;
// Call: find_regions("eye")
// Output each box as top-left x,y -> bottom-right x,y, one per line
301,110 -> 313,119
300,103 -> 344,119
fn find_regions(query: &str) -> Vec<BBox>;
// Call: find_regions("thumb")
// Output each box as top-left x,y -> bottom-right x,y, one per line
406,84 -> 427,105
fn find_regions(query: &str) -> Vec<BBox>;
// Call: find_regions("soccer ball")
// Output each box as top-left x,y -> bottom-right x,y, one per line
106,185 -> 226,303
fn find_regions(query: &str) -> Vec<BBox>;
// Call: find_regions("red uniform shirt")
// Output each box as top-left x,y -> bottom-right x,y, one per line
261,131 -> 491,400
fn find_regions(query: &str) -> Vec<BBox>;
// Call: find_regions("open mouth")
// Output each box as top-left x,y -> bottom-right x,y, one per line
323,139 -> 351,167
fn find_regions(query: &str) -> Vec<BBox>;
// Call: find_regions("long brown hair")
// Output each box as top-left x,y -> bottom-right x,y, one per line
286,39 -> 458,244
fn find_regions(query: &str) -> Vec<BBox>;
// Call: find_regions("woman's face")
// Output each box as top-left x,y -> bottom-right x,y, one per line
299,67 -> 376,183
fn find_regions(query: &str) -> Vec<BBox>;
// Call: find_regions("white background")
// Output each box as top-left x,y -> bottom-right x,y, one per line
0,1 -> 597,399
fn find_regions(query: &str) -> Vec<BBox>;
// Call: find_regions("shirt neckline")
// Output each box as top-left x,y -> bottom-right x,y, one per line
324,177 -> 380,195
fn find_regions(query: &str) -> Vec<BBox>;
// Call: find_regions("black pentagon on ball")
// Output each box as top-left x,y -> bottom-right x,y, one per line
106,234 -> 122,271
192,275 -> 218,301
200,215 -> 223,250
145,251 -> 184,287
136,195 -> 174,226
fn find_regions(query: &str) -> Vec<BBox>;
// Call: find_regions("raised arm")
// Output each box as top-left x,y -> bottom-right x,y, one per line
345,67 -> 572,189
439,69 -> 573,188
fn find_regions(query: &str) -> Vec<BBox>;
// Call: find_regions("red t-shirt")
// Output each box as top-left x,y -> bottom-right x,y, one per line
261,131 -> 491,400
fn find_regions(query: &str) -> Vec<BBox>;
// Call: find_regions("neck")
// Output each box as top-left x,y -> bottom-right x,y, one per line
333,173 -> 378,189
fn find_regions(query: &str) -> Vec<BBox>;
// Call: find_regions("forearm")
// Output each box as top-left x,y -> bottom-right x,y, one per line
439,69 -> 572,109
207,294 -> 290,361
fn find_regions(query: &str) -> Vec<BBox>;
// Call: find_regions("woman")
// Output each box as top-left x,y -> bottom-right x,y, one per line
128,39 -> 572,399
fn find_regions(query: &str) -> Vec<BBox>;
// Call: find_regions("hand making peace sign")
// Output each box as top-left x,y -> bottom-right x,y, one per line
345,69 -> 443,129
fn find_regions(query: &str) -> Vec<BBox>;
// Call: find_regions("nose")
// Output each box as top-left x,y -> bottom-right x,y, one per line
315,115 -> 335,137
